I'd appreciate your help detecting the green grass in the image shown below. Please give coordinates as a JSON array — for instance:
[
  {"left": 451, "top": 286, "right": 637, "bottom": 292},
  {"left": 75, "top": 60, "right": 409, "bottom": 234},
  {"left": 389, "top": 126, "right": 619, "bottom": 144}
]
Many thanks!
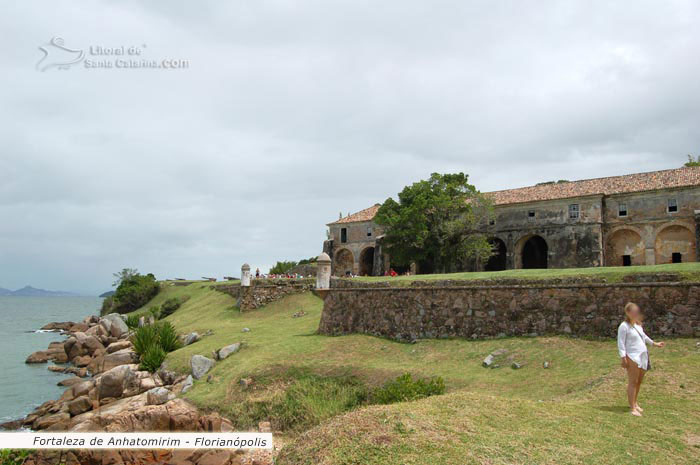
[
  {"left": 128, "top": 281, "right": 700, "bottom": 464},
  {"left": 354, "top": 262, "right": 700, "bottom": 284}
]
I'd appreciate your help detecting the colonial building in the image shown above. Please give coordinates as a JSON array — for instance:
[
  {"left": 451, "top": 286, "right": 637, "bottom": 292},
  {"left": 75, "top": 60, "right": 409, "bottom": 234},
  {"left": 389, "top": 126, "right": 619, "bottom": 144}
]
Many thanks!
[{"left": 324, "top": 166, "right": 700, "bottom": 276}]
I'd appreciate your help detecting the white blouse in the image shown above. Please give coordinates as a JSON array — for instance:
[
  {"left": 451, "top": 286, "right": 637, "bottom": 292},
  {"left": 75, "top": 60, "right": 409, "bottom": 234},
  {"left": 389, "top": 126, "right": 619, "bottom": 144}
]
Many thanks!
[{"left": 617, "top": 321, "right": 654, "bottom": 370}]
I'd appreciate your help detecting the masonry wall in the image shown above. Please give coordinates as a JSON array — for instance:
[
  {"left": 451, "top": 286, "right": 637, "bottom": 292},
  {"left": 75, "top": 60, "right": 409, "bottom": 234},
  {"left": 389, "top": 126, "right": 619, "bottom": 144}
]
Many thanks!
[
  {"left": 214, "top": 279, "right": 314, "bottom": 311},
  {"left": 318, "top": 278, "right": 699, "bottom": 341}
]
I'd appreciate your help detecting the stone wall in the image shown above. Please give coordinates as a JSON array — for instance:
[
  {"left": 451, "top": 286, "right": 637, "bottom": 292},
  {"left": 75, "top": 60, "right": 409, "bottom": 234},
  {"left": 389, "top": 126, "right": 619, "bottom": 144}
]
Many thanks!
[
  {"left": 318, "top": 278, "right": 699, "bottom": 341},
  {"left": 214, "top": 279, "right": 314, "bottom": 311}
]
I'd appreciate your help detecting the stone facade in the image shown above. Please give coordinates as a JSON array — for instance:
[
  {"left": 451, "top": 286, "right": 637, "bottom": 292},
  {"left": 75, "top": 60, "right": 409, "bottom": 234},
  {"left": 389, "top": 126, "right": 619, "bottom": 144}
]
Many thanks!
[
  {"left": 324, "top": 167, "right": 700, "bottom": 273},
  {"left": 213, "top": 279, "right": 314, "bottom": 311},
  {"left": 324, "top": 205, "right": 389, "bottom": 277},
  {"left": 318, "top": 277, "right": 700, "bottom": 341}
]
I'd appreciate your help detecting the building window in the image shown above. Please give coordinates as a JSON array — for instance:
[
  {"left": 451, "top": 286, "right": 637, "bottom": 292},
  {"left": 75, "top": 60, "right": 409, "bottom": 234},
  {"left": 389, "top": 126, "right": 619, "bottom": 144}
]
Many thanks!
[
  {"left": 366, "top": 227, "right": 372, "bottom": 237},
  {"left": 340, "top": 228, "right": 347, "bottom": 243},
  {"left": 568, "top": 204, "right": 579, "bottom": 219},
  {"left": 618, "top": 203, "right": 627, "bottom": 217},
  {"left": 668, "top": 198, "right": 678, "bottom": 213},
  {"left": 672, "top": 252, "right": 682, "bottom": 263},
  {"left": 528, "top": 210, "right": 535, "bottom": 220},
  {"left": 622, "top": 255, "right": 631, "bottom": 266}
]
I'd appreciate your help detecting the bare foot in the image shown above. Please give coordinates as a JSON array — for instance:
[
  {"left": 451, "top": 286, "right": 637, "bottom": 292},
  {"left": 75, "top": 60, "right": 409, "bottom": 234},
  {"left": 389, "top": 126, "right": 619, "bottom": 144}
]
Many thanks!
[
  {"left": 631, "top": 409, "right": 642, "bottom": 417},
  {"left": 635, "top": 404, "right": 644, "bottom": 412}
]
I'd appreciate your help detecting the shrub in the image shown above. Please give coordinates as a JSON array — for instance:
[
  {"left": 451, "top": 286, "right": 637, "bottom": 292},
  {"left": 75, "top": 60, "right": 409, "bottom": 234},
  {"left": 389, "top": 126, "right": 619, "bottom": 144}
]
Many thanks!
[
  {"left": 228, "top": 369, "right": 368, "bottom": 432},
  {"left": 125, "top": 314, "right": 141, "bottom": 330},
  {"left": 157, "top": 322, "right": 182, "bottom": 353},
  {"left": 160, "top": 296, "right": 188, "bottom": 318},
  {"left": 108, "top": 273, "right": 160, "bottom": 315},
  {"left": 372, "top": 373, "right": 445, "bottom": 404},
  {"left": 140, "top": 344, "right": 167, "bottom": 372},
  {"left": 100, "top": 295, "right": 115, "bottom": 316},
  {"left": 148, "top": 305, "right": 161, "bottom": 320},
  {"left": 131, "top": 325, "right": 159, "bottom": 356}
]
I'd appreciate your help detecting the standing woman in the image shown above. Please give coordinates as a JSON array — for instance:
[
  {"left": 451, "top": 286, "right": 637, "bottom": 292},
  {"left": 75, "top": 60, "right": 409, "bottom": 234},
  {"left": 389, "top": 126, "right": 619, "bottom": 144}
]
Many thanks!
[{"left": 617, "top": 302, "right": 665, "bottom": 416}]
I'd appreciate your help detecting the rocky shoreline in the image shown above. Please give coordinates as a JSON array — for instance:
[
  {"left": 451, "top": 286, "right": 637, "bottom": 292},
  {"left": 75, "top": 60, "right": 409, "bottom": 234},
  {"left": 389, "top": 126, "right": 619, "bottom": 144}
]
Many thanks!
[{"left": 2, "top": 314, "right": 274, "bottom": 465}]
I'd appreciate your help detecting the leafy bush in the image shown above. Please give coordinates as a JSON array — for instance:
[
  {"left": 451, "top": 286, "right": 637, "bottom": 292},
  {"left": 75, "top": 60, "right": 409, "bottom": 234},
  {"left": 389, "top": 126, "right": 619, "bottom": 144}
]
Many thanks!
[
  {"left": 131, "top": 325, "right": 159, "bottom": 356},
  {"left": 0, "top": 449, "right": 33, "bottom": 465},
  {"left": 100, "top": 295, "right": 115, "bottom": 315},
  {"left": 148, "top": 305, "right": 161, "bottom": 320},
  {"left": 105, "top": 272, "right": 160, "bottom": 315},
  {"left": 140, "top": 344, "right": 167, "bottom": 372},
  {"left": 372, "top": 373, "right": 445, "bottom": 404},
  {"left": 160, "top": 296, "right": 189, "bottom": 318},
  {"left": 157, "top": 322, "right": 182, "bottom": 352},
  {"left": 125, "top": 314, "right": 141, "bottom": 330}
]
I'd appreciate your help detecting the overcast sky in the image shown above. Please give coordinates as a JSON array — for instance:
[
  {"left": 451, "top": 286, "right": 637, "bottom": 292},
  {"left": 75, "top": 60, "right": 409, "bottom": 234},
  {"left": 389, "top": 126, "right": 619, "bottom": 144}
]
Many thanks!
[{"left": 1, "top": 1, "right": 700, "bottom": 294}]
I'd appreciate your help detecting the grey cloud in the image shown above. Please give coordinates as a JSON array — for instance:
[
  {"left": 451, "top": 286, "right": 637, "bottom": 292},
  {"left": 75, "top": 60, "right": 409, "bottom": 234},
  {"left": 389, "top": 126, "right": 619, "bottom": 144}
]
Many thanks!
[{"left": 1, "top": 1, "right": 700, "bottom": 294}]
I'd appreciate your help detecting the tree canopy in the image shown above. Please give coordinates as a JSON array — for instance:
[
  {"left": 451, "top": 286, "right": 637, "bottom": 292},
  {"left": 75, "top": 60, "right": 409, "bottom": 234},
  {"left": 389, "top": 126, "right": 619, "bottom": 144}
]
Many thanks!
[{"left": 374, "top": 173, "right": 493, "bottom": 273}]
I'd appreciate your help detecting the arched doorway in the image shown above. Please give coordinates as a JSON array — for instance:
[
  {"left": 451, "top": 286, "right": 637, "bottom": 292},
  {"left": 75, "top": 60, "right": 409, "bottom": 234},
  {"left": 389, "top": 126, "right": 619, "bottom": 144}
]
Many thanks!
[
  {"left": 334, "top": 248, "right": 354, "bottom": 277},
  {"left": 359, "top": 247, "right": 375, "bottom": 276},
  {"left": 655, "top": 225, "right": 696, "bottom": 264},
  {"left": 519, "top": 235, "right": 548, "bottom": 269},
  {"left": 606, "top": 228, "right": 645, "bottom": 266},
  {"left": 485, "top": 238, "right": 507, "bottom": 271}
]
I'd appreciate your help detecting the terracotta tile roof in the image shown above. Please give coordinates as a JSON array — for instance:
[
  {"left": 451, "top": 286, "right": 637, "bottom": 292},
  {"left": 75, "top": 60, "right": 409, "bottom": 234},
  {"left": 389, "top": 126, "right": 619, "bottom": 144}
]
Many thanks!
[
  {"left": 329, "top": 167, "right": 700, "bottom": 223},
  {"left": 328, "top": 204, "right": 381, "bottom": 225},
  {"left": 487, "top": 166, "right": 700, "bottom": 205}
]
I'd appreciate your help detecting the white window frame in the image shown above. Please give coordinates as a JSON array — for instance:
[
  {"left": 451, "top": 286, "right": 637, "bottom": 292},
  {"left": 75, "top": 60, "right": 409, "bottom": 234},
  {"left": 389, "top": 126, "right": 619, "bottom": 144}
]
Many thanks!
[{"left": 568, "top": 204, "right": 580, "bottom": 219}]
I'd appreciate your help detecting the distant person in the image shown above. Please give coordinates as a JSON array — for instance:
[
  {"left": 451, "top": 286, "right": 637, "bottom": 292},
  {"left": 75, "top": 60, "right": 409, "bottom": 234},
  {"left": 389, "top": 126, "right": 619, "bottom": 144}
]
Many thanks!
[
  {"left": 255, "top": 268, "right": 260, "bottom": 278},
  {"left": 617, "top": 302, "right": 665, "bottom": 416},
  {"left": 389, "top": 268, "right": 398, "bottom": 277}
]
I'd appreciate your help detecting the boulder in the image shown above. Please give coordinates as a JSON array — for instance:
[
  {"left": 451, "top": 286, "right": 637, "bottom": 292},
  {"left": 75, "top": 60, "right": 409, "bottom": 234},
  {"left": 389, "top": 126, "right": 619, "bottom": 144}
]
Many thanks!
[
  {"left": 183, "top": 332, "right": 200, "bottom": 346},
  {"left": 216, "top": 342, "right": 241, "bottom": 360},
  {"left": 106, "top": 340, "right": 132, "bottom": 354},
  {"left": 190, "top": 355, "right": 215, "bottom": 380},
  {"left": 89, "top": 349, "right": 139, "bottom": 374},
  {"left": 146, "top": 387, "right": 174, "bottom": 405},
  {"left": 86, "top": 324, "right": 107, "bottom": 338},
  {"left": 57, "top": 377, "right": 83, "bottom": 387},
  {"left": 138, "top": 316, "right": 146, "bottom": 327},
  {"left": 81, "top": 336, "right": 104, "bottom": 355},
  {"left": 67, "top": 396, "right": 92, "bottom": 416},
  {"left": 181, "top": 375, "right": 193, "bottom": 393},
  {"left": 33, "top": 412, "right": 70, "bottom": 430},
  {"left": 72, "top": 380, "right": 95, "bottom": 398},
  {"left": 69, "top": 323, "right": 89, "bottom": 333},
  {"left": 40, "top": 322, "right": 73, "bottom": 331},
  {"left": 101, "top": 314, "right": 128, "bottom": 339},
  {"left": 242, "top": 327, "right": 251, "bottom": 333},
  {"left": 98, "top": 365, "right": 135, "bottom": 400},
  {"left": 26, "top": 351, "right": 50, "bottom": 363},
  {"left": 48, "top": 365, "right": 66, "bottom": 373},
  {"left": 73, "top": 355, "right": 92, "bottom": 367},
  {"left": 482, "top": 354, "right": 495, "bottom": 368}
]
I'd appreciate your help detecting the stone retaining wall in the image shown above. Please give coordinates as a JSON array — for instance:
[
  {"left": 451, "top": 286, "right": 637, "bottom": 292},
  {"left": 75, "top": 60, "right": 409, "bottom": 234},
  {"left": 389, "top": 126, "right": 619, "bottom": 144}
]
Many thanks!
[
  {"left": 318, "top": 281, "right": 700, "bottom": 341},
  {"left": 214, "top": 279, "right": 314, "bottom": 311}
]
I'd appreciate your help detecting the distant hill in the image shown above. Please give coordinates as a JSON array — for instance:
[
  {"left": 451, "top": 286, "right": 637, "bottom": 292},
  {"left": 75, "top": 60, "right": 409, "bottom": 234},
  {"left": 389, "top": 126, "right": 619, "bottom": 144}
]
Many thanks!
[
  {"left": 0, "top": 285, "right": 79, "bottom": 297},
  {"left": 99, "top": 290, "right": 115, "bottom": 298}
]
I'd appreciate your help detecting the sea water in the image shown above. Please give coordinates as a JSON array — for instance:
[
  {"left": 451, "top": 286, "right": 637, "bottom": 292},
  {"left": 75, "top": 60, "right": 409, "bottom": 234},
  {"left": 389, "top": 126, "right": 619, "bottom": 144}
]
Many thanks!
[{"left": 0, "top": 296, "right": 102, "bottom": 423}]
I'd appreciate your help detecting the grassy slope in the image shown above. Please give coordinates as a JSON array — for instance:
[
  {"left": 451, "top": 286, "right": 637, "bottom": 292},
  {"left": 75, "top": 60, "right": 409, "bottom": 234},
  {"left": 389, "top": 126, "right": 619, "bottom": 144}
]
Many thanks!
[
  {"left": 131, "top": 278, "right": 700, "bottom": 464},
  {"left": 355, "top": 262, "right": 700, "bottom": 284}
]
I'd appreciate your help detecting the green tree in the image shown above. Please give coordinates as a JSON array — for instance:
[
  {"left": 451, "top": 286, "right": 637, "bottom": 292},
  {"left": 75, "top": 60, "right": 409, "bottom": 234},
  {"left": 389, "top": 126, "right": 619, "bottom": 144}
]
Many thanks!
[
  {"left": 112, "top": 267, "right": 139, "bottom": 287},
  {"left": 684, "top": 154, "right": 700, "bottom": 167},
  {"left": 269, "top": 260, "right": 298, "bottom": 274},
  {"left": 102, "top": 271, "right": 160, "bottom": 315},
  {"left": 375, "top": 173, "right": 493, "bottom": 273}
]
